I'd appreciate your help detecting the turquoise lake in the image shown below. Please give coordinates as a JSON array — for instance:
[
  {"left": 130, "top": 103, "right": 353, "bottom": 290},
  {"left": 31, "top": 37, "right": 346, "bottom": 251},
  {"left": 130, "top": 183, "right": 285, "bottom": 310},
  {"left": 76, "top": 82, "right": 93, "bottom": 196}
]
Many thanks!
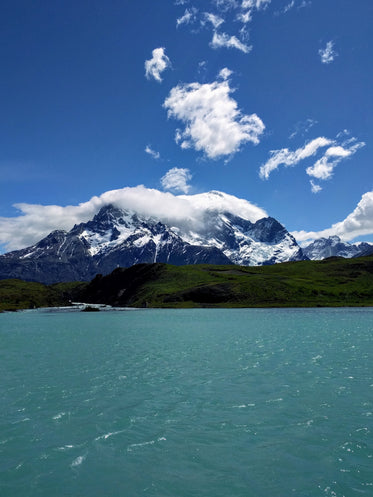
[{"left": 1, "top": 308, "right": 372, "bottom": 497}]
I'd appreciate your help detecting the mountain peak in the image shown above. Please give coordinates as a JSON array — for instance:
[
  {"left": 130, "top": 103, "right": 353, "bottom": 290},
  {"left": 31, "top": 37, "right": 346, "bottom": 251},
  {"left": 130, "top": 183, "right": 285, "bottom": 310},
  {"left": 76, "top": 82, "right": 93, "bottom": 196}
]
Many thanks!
[
  {"left": 92, "top": 204, "right": 126, "bottom": 222},
  {"left": 0, "top": 199, "right": 306, "bottom": 283}
]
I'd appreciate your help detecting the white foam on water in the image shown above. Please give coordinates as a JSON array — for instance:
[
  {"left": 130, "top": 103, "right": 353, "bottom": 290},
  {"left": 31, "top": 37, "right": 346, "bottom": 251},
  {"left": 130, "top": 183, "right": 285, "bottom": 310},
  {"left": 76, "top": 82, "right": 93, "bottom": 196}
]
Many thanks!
[
  {"left": 127, "top": 440, "right": 155, "bottom": 452},
  {"left": 53, "top": 412, "right": 66, "bottom": 420},
  {"left": 71, "top": 454, "right": 86, "bottom": 467},
  {"left": 232, "top": 403, "right": 255, "bottom": 409},
  {"left": 94, "top": 430, "right": 125, "bottom": 441},
  {"left": 56, "top": 445, "right": 75, "bottom": 451},
  {"left": 356, "top": 427, "right": 369, "bottom": 433},
  {"left": 11, "top": 417, "right": 31, "bottom": 425},
  {"left": 312, "top": 355, "right": 322, "bottom": 360}
]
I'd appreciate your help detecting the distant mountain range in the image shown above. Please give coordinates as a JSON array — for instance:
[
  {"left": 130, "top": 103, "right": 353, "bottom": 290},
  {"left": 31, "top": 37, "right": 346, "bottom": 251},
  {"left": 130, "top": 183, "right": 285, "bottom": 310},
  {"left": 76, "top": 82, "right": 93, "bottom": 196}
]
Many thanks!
[
  {"left": 302, "top": 235, "right": 373, "bottom": 261},
  {"left": 0, "top": 191, "right": 371, "bottom": 284}
]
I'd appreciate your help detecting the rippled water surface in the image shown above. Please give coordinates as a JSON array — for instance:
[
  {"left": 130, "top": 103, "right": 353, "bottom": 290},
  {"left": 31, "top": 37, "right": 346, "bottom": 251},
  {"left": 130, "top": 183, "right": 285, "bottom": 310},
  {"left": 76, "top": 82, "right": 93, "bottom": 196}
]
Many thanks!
[{"left": 1, "top": 308, "right": 372, "bottom": 497}]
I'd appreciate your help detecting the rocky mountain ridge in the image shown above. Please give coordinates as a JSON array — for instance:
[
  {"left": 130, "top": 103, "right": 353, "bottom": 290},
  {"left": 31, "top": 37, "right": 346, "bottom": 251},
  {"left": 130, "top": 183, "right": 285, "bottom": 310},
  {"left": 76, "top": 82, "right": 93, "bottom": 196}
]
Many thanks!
[{"left": 0, "top": 200, "right": 306, "bottom": 284}]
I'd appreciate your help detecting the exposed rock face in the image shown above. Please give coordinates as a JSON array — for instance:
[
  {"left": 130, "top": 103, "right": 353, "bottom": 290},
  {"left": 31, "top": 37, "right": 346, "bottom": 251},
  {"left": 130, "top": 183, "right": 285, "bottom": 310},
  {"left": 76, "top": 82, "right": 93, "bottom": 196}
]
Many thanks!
[
  {"left": 0, "top": 202, "right": 307, "bottom": 283},
  {"left": 303, "top": 236, "right": 373, "bottom": 260}
]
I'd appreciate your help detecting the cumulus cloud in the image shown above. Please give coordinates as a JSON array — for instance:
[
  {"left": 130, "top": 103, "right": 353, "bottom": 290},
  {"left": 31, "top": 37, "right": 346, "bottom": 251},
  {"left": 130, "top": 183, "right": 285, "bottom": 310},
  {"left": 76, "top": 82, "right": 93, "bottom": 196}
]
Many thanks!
[
  {"left": 307, "top": 141, "right": 365, "bottom": 180},
  {"left": 163, "top": 74, "right": 265, "bottom": 159},
  {"left": 210, "top": 31, "right": 252, "bottom": 53},
  {"left": 161, "top": 167, "right": 192, "bottom": 193},
  {"left": 145, "top": 47, "right": 171, "bottom": 82},
  {"left": 0, "top": 186, "right": 267, "bottom": 251},
  {"left": 306, "top": 145, "right": 353, "bottom": 180},
  {"left": 293, "top": 191, "right": 373, "bottom": 243},
  {"left": 145, "top": 145, "right": 160, "bottom": 160},
  {"left": 260, "top": 136, "right": 365, "bottom": 184},
  {"left": 319, "top": 41, "right": 337, "bottom": 64}
]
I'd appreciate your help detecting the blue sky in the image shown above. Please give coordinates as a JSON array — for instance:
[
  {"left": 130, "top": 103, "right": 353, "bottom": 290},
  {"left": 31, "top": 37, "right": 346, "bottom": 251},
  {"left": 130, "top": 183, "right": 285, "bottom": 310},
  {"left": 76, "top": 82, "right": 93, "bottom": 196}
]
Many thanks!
[{"left": 0, "top": 0, "right": 372, "bottom": 252}]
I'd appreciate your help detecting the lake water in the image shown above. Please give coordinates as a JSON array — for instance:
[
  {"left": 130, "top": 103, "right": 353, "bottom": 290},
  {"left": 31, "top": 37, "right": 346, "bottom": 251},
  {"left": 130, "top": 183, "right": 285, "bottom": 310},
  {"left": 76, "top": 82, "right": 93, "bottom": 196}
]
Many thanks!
[{"left": 0, "top": 308, "right": 372, "bottom": 497}]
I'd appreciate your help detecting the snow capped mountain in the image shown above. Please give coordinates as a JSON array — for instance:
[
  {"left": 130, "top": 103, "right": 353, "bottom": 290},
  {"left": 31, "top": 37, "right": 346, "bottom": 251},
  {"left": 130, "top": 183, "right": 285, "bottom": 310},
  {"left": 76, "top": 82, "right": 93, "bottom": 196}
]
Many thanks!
[
  {"left": 179, "top": 210, "right": 303, "bottom": 266},
  {"left": 0, "top": 192, "right": 307, "bottom": 283},
  {"left": 303, "top": 236, "right": 373, "bottom": 260}
]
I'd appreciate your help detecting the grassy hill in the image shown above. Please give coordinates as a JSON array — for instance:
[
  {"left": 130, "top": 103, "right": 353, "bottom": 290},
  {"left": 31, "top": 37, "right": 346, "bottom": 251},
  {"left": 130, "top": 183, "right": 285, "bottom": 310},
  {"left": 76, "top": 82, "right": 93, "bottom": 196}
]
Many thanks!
[
  {"left": 0, "top": 280, "right": 85, "bottom": 312},
  {"left": 79, "top": 256, "right": 373, "bottom": 308},
  {"left": 1, "top": 256, "right": 373, "bottom": 311}
]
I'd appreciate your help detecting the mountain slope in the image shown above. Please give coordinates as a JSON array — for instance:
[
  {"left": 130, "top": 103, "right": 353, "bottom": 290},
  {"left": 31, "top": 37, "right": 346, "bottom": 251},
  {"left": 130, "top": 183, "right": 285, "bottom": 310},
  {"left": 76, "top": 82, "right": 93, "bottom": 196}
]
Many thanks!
[
  {"left": 78, "top": 256, "right": 373, "bottom": 308},
  {"left": 3, "top": 256, "right": 373, "bottom": 311},
  {"left": 0, "top": 195, "right": 307, "bottom": 284}
]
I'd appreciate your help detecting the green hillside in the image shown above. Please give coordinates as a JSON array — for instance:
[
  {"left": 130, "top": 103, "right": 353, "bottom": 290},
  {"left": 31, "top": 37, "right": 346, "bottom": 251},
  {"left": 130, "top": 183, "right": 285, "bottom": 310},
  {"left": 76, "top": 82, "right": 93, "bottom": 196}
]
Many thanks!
[
  {"left": 1, "top": 256, "right": 373, "bottom": 311},
  {"left": 0, "top": 280, "right": 85, "bottom": 312},
  {"left": 80, "top": 256, "right": 373, "bottom": 308}
]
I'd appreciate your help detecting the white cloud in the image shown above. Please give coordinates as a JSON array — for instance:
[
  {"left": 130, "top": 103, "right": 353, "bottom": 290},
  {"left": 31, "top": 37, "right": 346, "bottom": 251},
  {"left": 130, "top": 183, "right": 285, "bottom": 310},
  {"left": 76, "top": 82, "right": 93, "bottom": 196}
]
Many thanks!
[
  {"left": 237, "top": 10, "right": 252, "bottom": 23},
  {"left": 241, "top": 0, "right": 271, "bottom": 9},
  {"left": 283, "top": 0, "right": 295, "bottom": 12},
  {"left": 289, "top": 118, "right": 318, "bottom": 139},
  {"left": 242, "top": 0, "right": 271, "bottom": 6},
  {"left": 306, "top": 142, "right": 365, "bottom": 180},
  {"left": 310, "top": 180, "right": 322, "bottom": 194},
  {"left": 218, "top": 67, "right": 233, "bottom": 80},
  {"left": 293, "top": 191, "right": 373, "bottom": 243},
  {"left": 319, "top": 41, "right": 337, "bottom": 64},
  {"left": 145, "top": 145, "right": 160, "bottom": 160},
  {"left": 145, "top": 47, "right": 171, "bottom": 82},
  {"left": 210, "top": 31, "right": 252, "bottom": 53},
  {"left": 0, "top": 186, "right": 267, "bottom": 251},
  {"left": 214, "top": 0, "right": 238, "bottom": 12},
  {"left": 163, "top": 75, "right": 265, "bottom": 159},
  {"left": 260, "top": 136, "right": 365, "bottom": 183},
  {"left": 176, "top": 8, "right": 198, "bottom": 27},
  {"left": 161, "top": 167, "right": 192, "bottom": 193},
  {"left": 259, "top": 137, "right": 333, "bottom": 179},
  {"left": 239, "top": 0, "right": 271, "bottom": 22},
  {"left": 204, "top": 12, "right": 225, "bottom": 28},
  {"left": 278, "top": 0, "right": 310, "bottom": 14}
]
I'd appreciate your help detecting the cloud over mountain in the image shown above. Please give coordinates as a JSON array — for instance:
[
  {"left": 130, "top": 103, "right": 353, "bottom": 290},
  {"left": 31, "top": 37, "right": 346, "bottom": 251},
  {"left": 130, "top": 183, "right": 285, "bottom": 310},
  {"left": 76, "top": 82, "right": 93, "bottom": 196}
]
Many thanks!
[{"left": 0, "top": 187, "right": 267, "bottom": 252}]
